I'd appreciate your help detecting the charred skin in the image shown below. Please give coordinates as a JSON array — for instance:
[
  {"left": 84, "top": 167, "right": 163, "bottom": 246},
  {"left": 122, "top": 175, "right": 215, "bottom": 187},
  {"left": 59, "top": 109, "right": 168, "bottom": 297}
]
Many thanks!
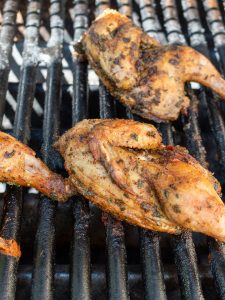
[{"left": 82, "top": 9, "right": 225, "bottom": 122}]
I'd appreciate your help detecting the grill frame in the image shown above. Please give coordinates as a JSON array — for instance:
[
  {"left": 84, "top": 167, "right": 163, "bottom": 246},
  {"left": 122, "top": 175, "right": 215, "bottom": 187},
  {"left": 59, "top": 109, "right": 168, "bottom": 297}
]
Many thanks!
[{"left": 0, "top": 0, "right": 225, "bottom": 299}]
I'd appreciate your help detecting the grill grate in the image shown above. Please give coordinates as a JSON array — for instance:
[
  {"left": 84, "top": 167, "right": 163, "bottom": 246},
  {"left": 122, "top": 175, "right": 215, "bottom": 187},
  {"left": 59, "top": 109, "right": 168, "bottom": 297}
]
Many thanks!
[
  {"left": 96, "top": 2, "right": 129, "bottom": 299},
  {"left": 71, "top": 1, "right": 90, "bottom": 299},
  {"left": 0, "top": 0, "right": 225, "bottom": 299},
  {"left": 31, "top": 1, "right": 64, "bottom": 299}
]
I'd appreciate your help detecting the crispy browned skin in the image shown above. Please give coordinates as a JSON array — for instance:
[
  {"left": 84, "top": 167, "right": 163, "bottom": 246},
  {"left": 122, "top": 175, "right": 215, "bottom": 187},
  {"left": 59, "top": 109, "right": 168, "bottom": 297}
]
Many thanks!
[
  {"left": 0, "top": 131, "right": 75, "bottom": 201},
  {"left": 82, "top": 9, "right": 225, "bottom": 121}
]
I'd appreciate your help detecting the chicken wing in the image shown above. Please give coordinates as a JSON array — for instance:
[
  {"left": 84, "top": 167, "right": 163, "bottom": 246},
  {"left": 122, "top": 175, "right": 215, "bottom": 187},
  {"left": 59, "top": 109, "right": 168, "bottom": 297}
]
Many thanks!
[
  {"left": 81, "top": 9, "right": 225, "bottom": 121},
  {"left": 0, "top": 131, "right": 75, "bottom": 201}
]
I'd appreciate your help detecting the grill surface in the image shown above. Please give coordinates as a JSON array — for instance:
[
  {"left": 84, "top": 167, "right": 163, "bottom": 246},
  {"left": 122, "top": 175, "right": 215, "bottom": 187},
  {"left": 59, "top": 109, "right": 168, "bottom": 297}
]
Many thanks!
[{"left": 0, "top": 0, "right": 225, "bottom": 299}]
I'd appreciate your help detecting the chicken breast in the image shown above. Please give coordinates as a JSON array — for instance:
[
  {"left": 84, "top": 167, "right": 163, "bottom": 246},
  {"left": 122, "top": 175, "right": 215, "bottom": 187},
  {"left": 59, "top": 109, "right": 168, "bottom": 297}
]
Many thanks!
[{"left": 81, "top": 9, "right": 225, "bottom": 121}]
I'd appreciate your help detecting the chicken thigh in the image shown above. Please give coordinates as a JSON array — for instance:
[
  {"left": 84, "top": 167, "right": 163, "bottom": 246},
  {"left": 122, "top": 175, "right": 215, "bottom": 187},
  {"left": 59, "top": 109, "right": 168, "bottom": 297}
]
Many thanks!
[{"left": 81, "top": 9, "right": 225, "bottom": 121}]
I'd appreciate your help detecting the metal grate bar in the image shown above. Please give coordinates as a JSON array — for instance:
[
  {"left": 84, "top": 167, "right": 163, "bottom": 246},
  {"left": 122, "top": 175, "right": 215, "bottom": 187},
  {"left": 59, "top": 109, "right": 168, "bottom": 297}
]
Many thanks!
[
  {"left": 95, "top": 1, "right": 129, "bottom": 299},
  {"left": 0, "top": 0, "right": 18, "bottom": 126},
  {"left": 181, "top": 0, "right": 207, "bottom": 47},
  {"left": 0, "top": 186, "right": 23, "bottom": 300},
  {"left": 180, "top": 1, "right": 225, "bottom": 298},
  {"left": 186, "top": 2, "right": 225, "bottom": 175},
  {"left": 70, "top": 1, "right": 91, "bottom": 299},
  {"left": 0, "top": 1, "right": 41, "bottom": 298},
  {"left": 180, "top": 89, "right": 207, "bottom": 166},
  {"left": 138, "top": 1, "right": 167, "bottom": 299},
  {"left": 160, "top": 0, "right": 186, "bottom": 44},
  {"left": 117, "top": 0, "right": 133, "bottom": 19},
  {"left": 31, "top": 1, "right": 65, "bottom": 299},
  {"left": 95, "top": 0, "right": 110, "bottom": 19},
  {"left": 202, "top": 0, "right": 225, "bottom": 48},
  {"left": 105, "top": 215, "right": 129, "bottom": 300},
  {"left": 202, "top": 0, "right": 225, "bottom": 81},
  {"left": 219, "top": 0, "right": 225, "bottom": 25},
  {"left": 157, "top": 1, "right": 205, "bottom": 299},
  {"left": 208, "top": 238, "right": 225, "bottom": 299},
  {"left": 140, "top": 230, "right": 167, "bottom": 299},
  {"left": 99, "top": 84, "right": 116, "bottom": 119},
  {"left": 139, "top": 0, "right": 167, "bottom": 44}
]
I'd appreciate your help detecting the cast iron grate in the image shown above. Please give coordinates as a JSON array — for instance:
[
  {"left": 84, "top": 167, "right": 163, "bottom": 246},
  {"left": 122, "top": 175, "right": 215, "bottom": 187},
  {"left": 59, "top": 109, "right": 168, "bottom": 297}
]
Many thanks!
[{"left": 0, "top": 0, "right": 225, "bottom": 299}]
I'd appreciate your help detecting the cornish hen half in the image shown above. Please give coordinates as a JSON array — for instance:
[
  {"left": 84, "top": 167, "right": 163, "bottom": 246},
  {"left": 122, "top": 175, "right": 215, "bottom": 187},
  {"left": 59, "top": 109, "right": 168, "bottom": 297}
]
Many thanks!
[
  {"left": 81, "top": 9, "right": 225, "bottom": 121},
  {"left": 0, "top": 120, "right": 225, "bottom": 245},
  {"left": 55, "top": 119, "right": 181, "bottom": 234},
  {"left": 55, "top": 119, "right": 225, "bottom": 241}
]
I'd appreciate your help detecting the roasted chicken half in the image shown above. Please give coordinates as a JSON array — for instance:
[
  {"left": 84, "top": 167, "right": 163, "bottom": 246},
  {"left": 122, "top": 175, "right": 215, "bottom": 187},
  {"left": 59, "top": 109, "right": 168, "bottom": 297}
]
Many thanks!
[
  {"left": 0, "top": 120, "right": 225, "bottom": 248},
  {"left": 81, "top": 9, "right": 225, "bottom": 121}
]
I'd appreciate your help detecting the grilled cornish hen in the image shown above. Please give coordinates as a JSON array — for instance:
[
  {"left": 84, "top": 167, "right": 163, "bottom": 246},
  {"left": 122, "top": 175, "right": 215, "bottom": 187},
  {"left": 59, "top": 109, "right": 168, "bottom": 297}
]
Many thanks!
[
  {"left": 55, "top": 119, "right": 225, "bottom": 241},
  {"left": 0, "top": 131, "right": 74, "bottom": 201},
  {"left": 0, "top": 120, "right": 225, "bottom": 244},
  {"left": 55, "top": 119, "right": 181, "bottom": 234},
  {"left": 81, "top": 9, "right": 225, "bottom": 121}
]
